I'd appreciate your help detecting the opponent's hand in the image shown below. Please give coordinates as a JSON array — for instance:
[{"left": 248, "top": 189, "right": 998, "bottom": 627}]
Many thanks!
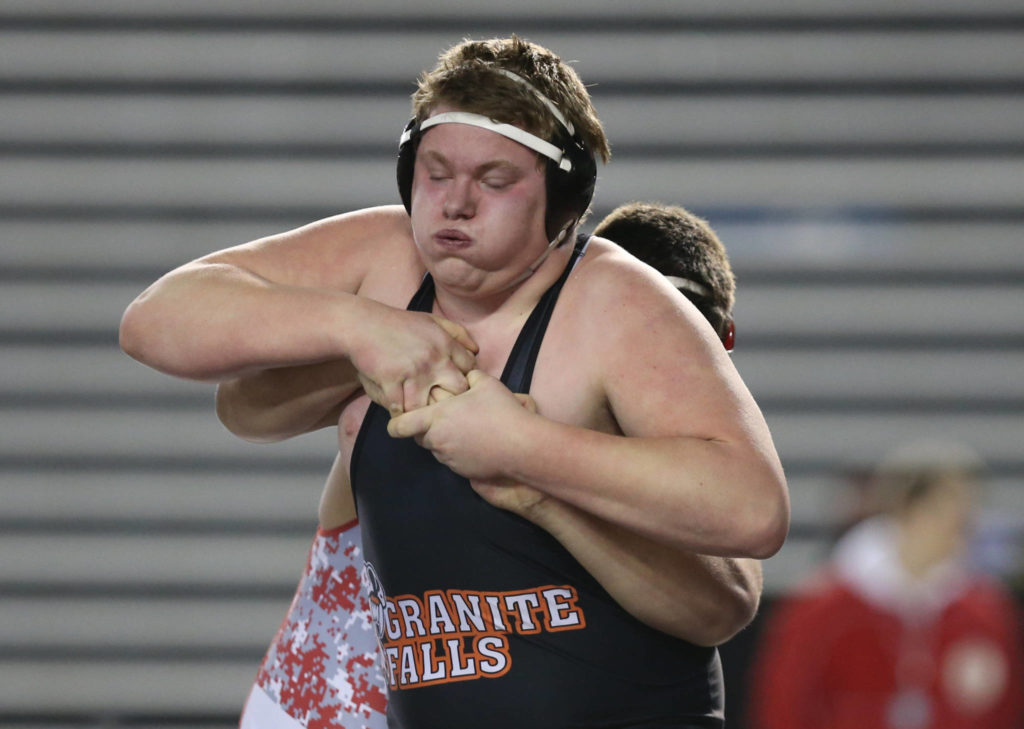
[
  {"left": 470, "top": 478, "right": 550, "bottom": 522},
  {"left": 350, "top": 302, "right": 478, "bottom": 416},
  {"left": 387, "top": 369, "right": 534, "bottom": 482}
]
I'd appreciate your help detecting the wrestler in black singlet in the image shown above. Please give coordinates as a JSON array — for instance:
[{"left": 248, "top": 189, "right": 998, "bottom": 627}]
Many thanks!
[{"left": 352, "top": 238, "right": 724, "bottom": 729}]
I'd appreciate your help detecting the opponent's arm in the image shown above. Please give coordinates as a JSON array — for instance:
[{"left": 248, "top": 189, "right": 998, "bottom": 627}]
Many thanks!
[
  {"left": 215, "top": 359, "right": 361, "bottom": 443},
  {"left": 537, "top": 503, "right": 762, "bottom": 645},
  {"left": 214, "top": 324, "right": 478, "bottom": 443},
  {"left": 482, "top": 480, "right": 762, "bottom": 645},
  {"left": 452, "top": 391, "right": 761, "bottom": 645}
]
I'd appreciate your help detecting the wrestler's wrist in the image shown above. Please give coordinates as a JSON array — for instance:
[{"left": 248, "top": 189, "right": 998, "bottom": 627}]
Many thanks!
[
  {"left": 497, "top": 405, "right": 549, "bottom": 481},
  {"left": 333, "top": 294, "right": 386, "bottom": 363}
]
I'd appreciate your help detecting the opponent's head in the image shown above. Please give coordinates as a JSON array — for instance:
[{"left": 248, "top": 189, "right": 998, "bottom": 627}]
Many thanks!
[
  {"left": 594, "top": 202, "right": 736, "bottom": 350},
  {"left": 397, "top": 36, "right": 610, "bottom": 244}
]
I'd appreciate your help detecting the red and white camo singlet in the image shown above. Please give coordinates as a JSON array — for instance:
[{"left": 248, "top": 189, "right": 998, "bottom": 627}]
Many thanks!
[{"left": 240, "top": 521, "right": 388, "bottom": 729}]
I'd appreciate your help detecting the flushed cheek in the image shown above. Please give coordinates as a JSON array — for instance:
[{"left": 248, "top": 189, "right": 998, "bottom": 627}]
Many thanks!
[
  {"left": 410, "top": 183, "right": 447, "bottom": 222},
  {"left": 486, "top": 192, "right": 545, "bottom": 236}
]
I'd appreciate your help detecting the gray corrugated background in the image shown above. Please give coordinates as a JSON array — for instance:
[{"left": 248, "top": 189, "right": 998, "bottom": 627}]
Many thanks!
[{"left": 1, "top": 1, "right": 1022, "bottom": 725}]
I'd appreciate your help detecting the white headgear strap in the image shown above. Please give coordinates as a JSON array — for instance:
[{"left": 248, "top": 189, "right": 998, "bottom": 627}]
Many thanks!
[
  {"left": 399, "top": 69, "right": 576, "bottom": 173},
  {"left": 404, "top": 112, "right": 573, "bottom": 173},
  {"left": 664, "top": 275, "right": 712, "bottom": 299}
]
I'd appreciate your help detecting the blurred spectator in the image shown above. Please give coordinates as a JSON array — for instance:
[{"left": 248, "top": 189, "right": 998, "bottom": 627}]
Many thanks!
[{"left": 748, "top": 440, "right": 1023, "bottom": 729}]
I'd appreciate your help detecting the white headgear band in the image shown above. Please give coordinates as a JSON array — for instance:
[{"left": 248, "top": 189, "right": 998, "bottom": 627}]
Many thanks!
[
  {"left": 398, "top": 69, "right": 577, "bottom": 173},
  {"left": 664, "top": 275, "right": 712, "bottom": 299}
]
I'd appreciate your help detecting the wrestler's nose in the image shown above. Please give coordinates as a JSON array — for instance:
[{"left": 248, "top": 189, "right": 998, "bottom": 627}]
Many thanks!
[{"left": 443, "top": 178, "right": 476, "bottom": 219}]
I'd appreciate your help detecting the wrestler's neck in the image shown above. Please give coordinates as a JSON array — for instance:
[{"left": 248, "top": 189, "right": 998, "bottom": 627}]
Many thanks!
[{"left": 432, "top": 241, "right": 572, "bottom": 327}]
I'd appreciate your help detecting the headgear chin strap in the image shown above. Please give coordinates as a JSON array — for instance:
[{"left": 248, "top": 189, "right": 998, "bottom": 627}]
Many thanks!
[{"left": 503, "top": 224, "right": 572, "bottom": 289}]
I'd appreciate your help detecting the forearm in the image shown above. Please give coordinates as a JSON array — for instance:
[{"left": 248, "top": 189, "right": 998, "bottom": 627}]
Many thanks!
[
  {"left": 528, "top": 498, "right": 762, "bottom": 645},
  {"left": 507, "top": 420, "right": 788, "bottom": 558},
  {"left": 119, "top": 261, "right": 367, "bottom": 381},
  {"left": 216, "top": 359, "right": 362, "bottom": 443},
  {"left": 388, "top": 372, "right": 789, "bottom": 558}
]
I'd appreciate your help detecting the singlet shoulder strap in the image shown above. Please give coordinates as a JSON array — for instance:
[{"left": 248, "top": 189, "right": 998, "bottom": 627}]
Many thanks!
[
  {"left": 405, "top": 272, "right": 436, "bottom": 313},
  {"left": 500, "top": 235, "right": 589, "bottom": 393}
]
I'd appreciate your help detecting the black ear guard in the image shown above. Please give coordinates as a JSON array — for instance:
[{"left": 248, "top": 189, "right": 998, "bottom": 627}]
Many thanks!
[
  {"left": 396, "top": 117, "right": 420, "bottom": 214},
  {"left": 396, "top": 114, "right": 596, "bottom": 243},
  {"left": 543, "top": 127, "right": 597, "bottom": 242}
]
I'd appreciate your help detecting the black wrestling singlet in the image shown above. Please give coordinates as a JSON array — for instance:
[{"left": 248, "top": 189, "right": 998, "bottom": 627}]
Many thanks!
[{"left": 352, "top": 239, "right": 724, "bottom": 729}]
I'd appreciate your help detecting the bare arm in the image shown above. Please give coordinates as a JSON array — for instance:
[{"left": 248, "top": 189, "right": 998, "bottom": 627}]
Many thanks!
[
  {"left": 388, "top": 258, "right": 789, "bottom": 559},
  {"left": 538, "top": 503, "right": 763, "bottom": 645},
  {"left": 215, "top": 359, "right": 362, "bottom": 443},
  {"left": 120, "top": 206, "right": 477, "bottom": 415},
  {"left": 435, "top": 389, "right": 763, "bottom": 645},
  {"left": 120, "top": 213, "right": 378, "bottom": 381},
  {"left": 222, "top": 374, "right": 761, "bottom": 643},
  {"left": 504, "top": 418, "right": 786, "bottom": 558},
  {"left": 526, "top": 276, "right": 788, "bottom": 558},
  {"left": 390, "top": 365, "right": 787, "bottom": 559},
  {"left": 482, "top": 483, "right": 762, "bottom": 645}
]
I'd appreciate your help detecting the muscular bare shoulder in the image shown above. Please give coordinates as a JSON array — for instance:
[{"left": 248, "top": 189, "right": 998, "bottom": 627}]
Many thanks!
[
  {"left": 554, "top": 235, "right": 747, "bottom": 440},
  {"left": 201, "top": 205, "right": 419, "bottom": 298},
  {"left": 565, "top": 235, "right": 714, "bottom": 352}
]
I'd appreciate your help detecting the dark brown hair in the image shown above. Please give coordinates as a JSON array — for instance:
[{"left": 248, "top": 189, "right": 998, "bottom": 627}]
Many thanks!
[{"left": 594, "top": 202, "right": 735, "bottom": 333}]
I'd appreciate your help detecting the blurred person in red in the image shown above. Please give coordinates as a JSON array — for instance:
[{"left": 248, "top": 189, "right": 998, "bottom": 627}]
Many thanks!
[{"left": 748, "top": 440, "right": 1023, "bottom": 729}]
